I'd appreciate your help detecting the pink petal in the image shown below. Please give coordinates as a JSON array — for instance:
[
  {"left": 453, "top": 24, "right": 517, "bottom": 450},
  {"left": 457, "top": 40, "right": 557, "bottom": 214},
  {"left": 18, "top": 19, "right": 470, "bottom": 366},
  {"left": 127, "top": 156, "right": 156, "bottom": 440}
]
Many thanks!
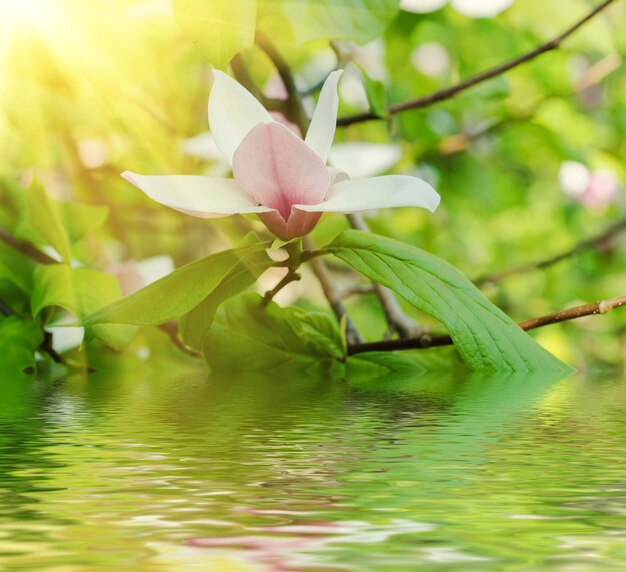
[
  {"left": 232, "top": 122, "right": 331, "bottom": 223},
  {"left": 259, "top": 209, "right": 322, "bottom": 241}
]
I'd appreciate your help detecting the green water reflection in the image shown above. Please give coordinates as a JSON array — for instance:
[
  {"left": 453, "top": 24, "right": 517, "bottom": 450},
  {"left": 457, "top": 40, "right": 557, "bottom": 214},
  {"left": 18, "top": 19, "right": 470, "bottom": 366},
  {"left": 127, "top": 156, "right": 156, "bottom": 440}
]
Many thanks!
[{"left": 1, "top": 363, "right": 625, "bottom": 570}]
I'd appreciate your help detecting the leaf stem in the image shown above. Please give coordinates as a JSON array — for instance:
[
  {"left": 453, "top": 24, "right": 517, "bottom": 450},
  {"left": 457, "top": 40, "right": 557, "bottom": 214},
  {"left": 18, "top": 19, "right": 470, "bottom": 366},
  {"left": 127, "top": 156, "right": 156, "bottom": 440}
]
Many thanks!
[{"left": 262, "top": 270, "right": 301, "bottom": 306}]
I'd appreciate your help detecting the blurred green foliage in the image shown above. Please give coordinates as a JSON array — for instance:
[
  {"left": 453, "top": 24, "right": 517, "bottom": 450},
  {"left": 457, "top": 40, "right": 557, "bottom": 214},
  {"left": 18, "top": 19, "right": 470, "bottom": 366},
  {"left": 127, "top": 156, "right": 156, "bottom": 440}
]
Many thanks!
[{"left": 0, "top": 0, "right": 624, "bottom": 375}]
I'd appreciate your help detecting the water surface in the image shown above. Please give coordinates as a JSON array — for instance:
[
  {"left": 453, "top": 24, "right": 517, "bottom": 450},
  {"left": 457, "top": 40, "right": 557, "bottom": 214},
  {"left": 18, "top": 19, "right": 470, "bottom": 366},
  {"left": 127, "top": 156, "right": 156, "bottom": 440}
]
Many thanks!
[{"left": 1, "top": 363, "right": 625, "bottom": 570}]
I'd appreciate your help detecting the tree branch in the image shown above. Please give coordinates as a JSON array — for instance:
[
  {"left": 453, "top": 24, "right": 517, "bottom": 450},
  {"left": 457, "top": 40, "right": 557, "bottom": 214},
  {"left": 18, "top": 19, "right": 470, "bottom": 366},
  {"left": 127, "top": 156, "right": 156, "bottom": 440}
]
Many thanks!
[
  {"left": 303, "top": 237, "right": 364, "bottom": 344},
  {"left": 231, "top": 54, "right": 287, "bottom": 115},
  {"left": 255, "top": 31, "right": 309, "bottom": 134},
  {"left": 337, "top": 0, "right": 619, "bottom": 126},
  {"left": 475, "top": 217, "right": 626, "bottom": 287},
  {"left": 0, "top": 227, "right": 58, "bottom": 265},
  {"left": 347, "top": 294, "right": 626, "bottom": 355}
]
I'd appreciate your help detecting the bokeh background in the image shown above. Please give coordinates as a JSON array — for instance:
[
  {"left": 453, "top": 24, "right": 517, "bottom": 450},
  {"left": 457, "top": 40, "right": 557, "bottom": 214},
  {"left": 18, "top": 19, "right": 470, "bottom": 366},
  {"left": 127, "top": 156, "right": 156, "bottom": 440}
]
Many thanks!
[{"left": 1, "top": 0, "right": 624, "bottom": 370}]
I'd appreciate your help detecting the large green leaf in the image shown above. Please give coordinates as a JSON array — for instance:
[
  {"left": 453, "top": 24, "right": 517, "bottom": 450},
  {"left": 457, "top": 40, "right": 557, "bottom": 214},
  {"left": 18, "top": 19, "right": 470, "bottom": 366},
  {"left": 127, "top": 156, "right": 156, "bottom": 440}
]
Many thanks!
[
  {"left": 179, "top": 249, "right": 274, "bottom": 350},
  {"left": 258, "top": 0, "right": 400, "bottom": 46},
  {"left": 0, "top": 316, "right": 44, "bottom": 374},
  {"left": 173, "top": 0, "right": 258, "bottom": 69},
  {"left": 31, "top": 265, "right": 135, "bottom": 350},
  {"left": 326, "top": 230, "right": 571, "bottom": 373},
  {"left": 83, "top": 244, "right": 270, "bottom": 327},
  {"left": 14, "top": 179, "right": 72, "bottom": 263},
  {"left": 204, "top": 293, "right": 345, "bottom": 375}
]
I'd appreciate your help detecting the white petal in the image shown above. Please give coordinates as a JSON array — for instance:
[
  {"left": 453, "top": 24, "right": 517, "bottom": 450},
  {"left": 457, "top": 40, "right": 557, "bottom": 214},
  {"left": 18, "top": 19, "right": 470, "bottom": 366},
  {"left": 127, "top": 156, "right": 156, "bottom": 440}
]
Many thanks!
[
  {"left": 122, "top": 171, "right": 274, "bottom": 218},
  {"left": 305, "top": 70, "right": 343, "bottom": 163},
  {"left": 136, "top": 256, "right": 175, "bottom": 286},
  {"left": 400, "top": 0, "right": 448, "bottom": 13},
  {"left": 330, "top": 142, "right": 402, "bottom": 179},
  {"left": 180, "top": 131, "right": 223, "bottom": 161},
  {"left": 48, "top": 325, "right": 85, "bottom": 353},
  {"left": 295, "top": 175, "right": 440, "bottom": 214},
  {"left": 208, "top": 71, "right": 274, "bottom": 166},
  {"left": 451, "top": 0, "right": 513, "bottom": 17}
]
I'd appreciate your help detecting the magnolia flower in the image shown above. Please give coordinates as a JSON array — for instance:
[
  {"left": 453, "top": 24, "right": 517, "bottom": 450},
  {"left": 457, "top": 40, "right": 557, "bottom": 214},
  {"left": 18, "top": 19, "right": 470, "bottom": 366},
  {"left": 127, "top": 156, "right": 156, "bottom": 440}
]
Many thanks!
[
  {"left": 183, "top": 132, "right": 403, "bottom": 181},
  {"left": 558, "top": 161, "right": 619, "bottom": 210},
  {"left": 123, "top": 70, "right": 440, "bottom": 241}
]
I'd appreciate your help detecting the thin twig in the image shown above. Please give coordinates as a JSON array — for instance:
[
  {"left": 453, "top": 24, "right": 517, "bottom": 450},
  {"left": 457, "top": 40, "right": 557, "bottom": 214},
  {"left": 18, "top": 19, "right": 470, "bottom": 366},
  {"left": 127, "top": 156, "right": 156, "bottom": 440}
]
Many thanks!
[
  {"left": 255, "top": 31, "right": 309, "bottom": 134},
  {"left": 347, "top": 294, "right": 626, "bottom": 355},
  {"left": 304, "top": 237, "right": 364, "bottom": 344},
  {"left": 337, "top": 0, "right": 619, "bottom": 126},
  {"left": 519, "top": 295, "right": 626, "bottom": 329},
  {"left": 0, "top": 227, "right": 58, "bottom": 265},
  {"left": 341, "top": 284, "right": 375, "bottom": 299},
  {"left": 41, "top": 331, "right": 67, "bottom": 365},
  {"left": 159, "top": 323, "right": 201, "bottom": 358},
  {"left": 263, "top": 270, "right": 301, "bottom": 305},
  {"left": 475, "top": 217, "right": 626, "bottom": 287},
  {"left": 231, "top": 54, "right": 286, "bottom": 114}
]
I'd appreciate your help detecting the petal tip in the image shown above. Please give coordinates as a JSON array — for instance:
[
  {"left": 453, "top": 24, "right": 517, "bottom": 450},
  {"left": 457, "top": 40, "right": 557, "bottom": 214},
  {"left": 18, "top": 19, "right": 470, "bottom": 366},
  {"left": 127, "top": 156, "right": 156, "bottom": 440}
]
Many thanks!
[
  {"left": 427, "top": 189, "right": 442, "bottom": 213},
  {"left": 121, "top": 171, "right": 137, "bottom": 184}
]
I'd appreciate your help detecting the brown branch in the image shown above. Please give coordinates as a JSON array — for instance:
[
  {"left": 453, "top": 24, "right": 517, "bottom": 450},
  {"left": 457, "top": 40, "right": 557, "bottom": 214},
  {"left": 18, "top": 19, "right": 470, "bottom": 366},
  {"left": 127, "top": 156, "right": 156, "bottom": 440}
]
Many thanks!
[
  {"left": 255, "top": 31, "right": 309, "bottom": 134},
  {"left": 337, "top": 0, "right": 619, "bottom": 126},
  {"left": 304, "top": 237, "right": 364, "bottom": 344},
  {"left": 0, "top": 227, "right": 58, "bottom": 265},
  {"left": 347, "top": 294, "right": 626, "bottom": 355},
  {"left": 230, "top": 54, "right": 287, "bottom": 115},
  {"left": 41, "top": 331, "right": 67, "bottom": 365},
  {"left": 475, "top": 217, "right": 626, "bottom": 287}
]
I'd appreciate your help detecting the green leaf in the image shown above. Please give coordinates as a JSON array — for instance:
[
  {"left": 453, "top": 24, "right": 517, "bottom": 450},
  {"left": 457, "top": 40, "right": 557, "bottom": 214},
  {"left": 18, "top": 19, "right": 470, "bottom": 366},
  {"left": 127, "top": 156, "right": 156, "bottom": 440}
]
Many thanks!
[
  {"left": 31, "top": 265, "right": 135, "bottom": 350},
  {"left": 14, "top": 179, "right": 72, "bottom": 263},
  {"left": 326, "top": 230, "right": 572, "bottom": 373},
  {"left": 258, "top": 0, "right": 400, "bottom": 46},
  {"left": 0, "top": 316, "right": 44, "bottom": 374},
  {"left": 204, "top": 293, "right": 345, "bottom": 375},
  {"left": 361, "top": 69, "right": 388, "bottom": 118},
  {"left": 173, "top": 0, "right": 258, "bottom": 69},
  {"left": 61, "top": 202, "right": 109, "bottom": 244},
  {"left": 83, "top": 244, "right": 271, "bottom": 326},
  {"left": 179, "top": 249, "right": 273, "bottom": 350}
]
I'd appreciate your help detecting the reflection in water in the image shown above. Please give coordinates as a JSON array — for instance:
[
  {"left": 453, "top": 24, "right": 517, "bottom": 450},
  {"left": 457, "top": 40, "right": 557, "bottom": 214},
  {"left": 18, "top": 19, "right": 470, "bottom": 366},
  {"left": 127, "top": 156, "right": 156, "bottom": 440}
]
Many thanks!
[{"left": 0, "top": 363, "right": 625, "bottom": 570}]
